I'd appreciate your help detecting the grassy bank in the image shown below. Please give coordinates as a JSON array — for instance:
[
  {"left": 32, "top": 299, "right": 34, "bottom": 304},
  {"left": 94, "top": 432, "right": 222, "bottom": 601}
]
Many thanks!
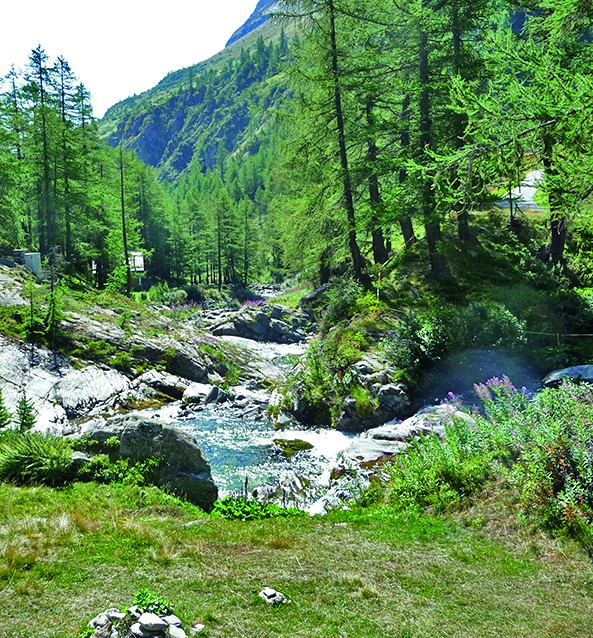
[{"left": 1, "top": 482, "right": 593, "bottom": 638}]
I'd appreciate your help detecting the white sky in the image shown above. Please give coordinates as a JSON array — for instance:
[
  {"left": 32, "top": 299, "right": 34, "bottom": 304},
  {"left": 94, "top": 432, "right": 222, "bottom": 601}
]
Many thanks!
[{"left": 0, "top": 1, "right": 259, "bottom": 117}]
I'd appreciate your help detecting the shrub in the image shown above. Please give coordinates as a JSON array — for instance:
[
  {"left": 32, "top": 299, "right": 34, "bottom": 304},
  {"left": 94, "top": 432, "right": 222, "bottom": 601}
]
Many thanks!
[
  {"left": 133, "top": 587, "right": 174, "bottom": 616},
  {"left": 211, "top": 496, "right": 304, "bottom": 521},
  {"left": 0, "top": 389, "right": 12, "bottom": 429},
  {"left": 76, "top": 455, "right": 161, "bottom": 486},
  {"left": 16, "top": 393, "right": 36, "bottom": 434},
  {"left": 387, "top": 417, "right": 492, "bottom": 512},
  {"left": 382, "top": 302, "right": 525, "bottom": 384},
  {"left": 0, "top": 432, "right": 73, "bottom": 486}
]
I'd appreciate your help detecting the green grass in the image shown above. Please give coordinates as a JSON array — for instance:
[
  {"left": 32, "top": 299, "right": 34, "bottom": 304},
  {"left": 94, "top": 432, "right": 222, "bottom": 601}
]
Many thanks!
[
  {"left": 273, "top": 287, "right": 312, "bottom": 309},
  {"left": 1, "top": 482, "right": 593, "bottom": 637}
]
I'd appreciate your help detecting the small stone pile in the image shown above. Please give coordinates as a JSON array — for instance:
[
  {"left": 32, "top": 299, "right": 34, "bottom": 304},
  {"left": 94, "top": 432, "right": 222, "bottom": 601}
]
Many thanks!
[{"left": 88, "top": 607, "right": 205, "bottom": 638}]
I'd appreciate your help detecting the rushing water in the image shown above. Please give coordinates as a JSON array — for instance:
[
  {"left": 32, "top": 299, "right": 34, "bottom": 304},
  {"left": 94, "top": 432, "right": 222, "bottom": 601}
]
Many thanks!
[{"left": 174, "top": 407, "right": 353, "bottom": 497}]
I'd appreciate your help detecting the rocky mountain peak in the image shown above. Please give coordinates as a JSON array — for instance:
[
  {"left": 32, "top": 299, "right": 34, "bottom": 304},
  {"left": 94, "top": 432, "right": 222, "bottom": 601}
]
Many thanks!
[{"left": 226, "top": 0, "right": 279, "bottom": 47}]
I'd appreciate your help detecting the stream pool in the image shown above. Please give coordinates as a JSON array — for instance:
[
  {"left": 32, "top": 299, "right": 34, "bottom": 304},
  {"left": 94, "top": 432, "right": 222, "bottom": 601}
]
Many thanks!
[{"left": 174, "top": 408, "right": 353, "bottom": 496}]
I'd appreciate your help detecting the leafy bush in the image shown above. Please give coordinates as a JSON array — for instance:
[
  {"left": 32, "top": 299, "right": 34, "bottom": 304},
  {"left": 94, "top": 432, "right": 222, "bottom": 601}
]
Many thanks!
[
  {"left": 211, "top": 496, "right": 304, "bottom": 521},
  {"left": 0, "top": 432, "right": 73, "bottom": 486},
  {"left": 76, "top": 455, "right": 161, "bottom": 486},
  {"left": 387, "top": 379, "right": 593, "bottom": 552},
  {"left": 133, "top": 587, "right": 174, "bottom": 616},
  {"left": 319, "top": 280, "right": 363, "bottom": 332},
  {"left": 382, "top": 301, "right": 525, "bottom": 384},
  {"left": 387, "top": 418, "right": 493, "bottom": 511}
]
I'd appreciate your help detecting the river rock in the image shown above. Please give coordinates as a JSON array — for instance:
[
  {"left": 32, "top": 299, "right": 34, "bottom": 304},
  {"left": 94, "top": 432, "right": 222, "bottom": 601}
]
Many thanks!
[
  {"left": 336, "top": 382, "right": 410, "bottom": 432},
  {"left": 211, "top": 309, "right": 304, "bottom": 344},
  {"left": 542, "top": 365, "right": 593, "bottom": 387},
  {"left": 84, "top": 414, "right": 218, "bottom": 511},
  {"left": 182, "top": 382, "right": 213, "bottom": 404},
  {"left": 343, "top": 403, "right": 476, "bottom": 466},
  {"left": 0, "top": 336, "right": 135, "bottom": 429},
  {"left": 136, "top": 370, "right": 188, "bottom": 400}
]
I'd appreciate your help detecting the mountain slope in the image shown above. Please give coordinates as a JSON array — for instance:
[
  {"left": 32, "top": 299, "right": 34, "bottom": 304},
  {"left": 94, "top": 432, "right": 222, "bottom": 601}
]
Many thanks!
[
  {"left": 226, "top": 0, "right": 278, "bottom": 47},
  {"left": 99, "top": 2, "right": 290, "bottom": 181}
]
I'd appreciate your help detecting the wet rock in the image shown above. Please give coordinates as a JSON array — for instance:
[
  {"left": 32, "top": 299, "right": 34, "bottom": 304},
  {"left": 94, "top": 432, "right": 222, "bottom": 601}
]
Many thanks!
[
  {"left": 542, "top": 365, "right": 593, "bottom": 387},
  {"left": 137, "top": 370, "right": 188, "bottom": 400},
  {"left": 342, "top": 403, "right": 476, "bottom": 466},
  {"left": 211, "top": 309, "right": 304, "bottom": 344},
  {"left": 272, "top": 438, "right": 314, "bottom": 457},
  {"left": 336, "top": 383, "right": 410, "bottom": 433},
  {"left": 252, "top": 471, "right": 310, "bottom": 508},
  {"left": 182, "top": 382, "right": 213, "bottom": 404},
  {"left": 342, "top": 438, "right": 408, "bottom": 466},
  {"left": 84, "top": 414, "right": 218, "bottom": 511},
  {"left": 0, "top": 336, "right": 134, "bottom": 430},
  {"left": 205, "top": 386, "right": 229, "bottom": 405}
]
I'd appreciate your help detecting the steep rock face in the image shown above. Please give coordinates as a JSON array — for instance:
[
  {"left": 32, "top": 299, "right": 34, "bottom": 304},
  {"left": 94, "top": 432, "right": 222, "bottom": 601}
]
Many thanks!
[
  {"left": 0, "top": 336, "right": 134, "bottom": 429},
  {"left": 226, "top": 0, "right": 278, "bottom": 46}
]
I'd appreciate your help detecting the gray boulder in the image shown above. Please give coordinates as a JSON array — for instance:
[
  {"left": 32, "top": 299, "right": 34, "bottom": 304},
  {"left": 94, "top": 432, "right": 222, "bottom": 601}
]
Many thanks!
[
  {"left": 336, "top": 383, "right": 410, "bottom": 432},
  {"left": 212, "top": 309, "right": 304, "bottom": 344},
  {"left": 343, "top": 403, "right": 475, "bottom": 467},
  {"left": 85, "top": 414, "right": 218, "bottom": 511},
  {"left": 137, "top": 370, "right": 188, "bottom": 400},
  {"left": 542, "top": 365, "right": 593, "bottom": 388},
  {"left": 182, "top": 382, "right": 213, "bottom": 404}
]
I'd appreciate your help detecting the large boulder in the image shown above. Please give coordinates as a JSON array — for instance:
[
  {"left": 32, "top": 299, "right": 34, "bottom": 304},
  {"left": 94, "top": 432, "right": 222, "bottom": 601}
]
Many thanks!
[
  {"left": 542, "top": 365, "right": 593, "bottom": 388},
  {"left": 212, "top": 310, "right": 304, "bottom": 344},
  {"left": 336, "top": 383, "right": 410, "bottom": 432},
  {"left": 342, "top": 403, "right": 475, "bottom": 466},
  {"left": 85, "top": 414, "right": 218, "bottom": 511}
]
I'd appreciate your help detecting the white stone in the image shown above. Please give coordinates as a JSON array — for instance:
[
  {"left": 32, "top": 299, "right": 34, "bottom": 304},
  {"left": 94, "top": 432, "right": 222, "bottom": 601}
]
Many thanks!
[
  {"left": 138, "top": 612, "right": 168, "bottom": 631},
  {"left": 169, "top": 626, "right": 187, "bottom": 638},
  {"left": 89, "top": 613, "right": 110, "bottom": 628},
  {"left": 190, "top": 626, "right": 206, "bottom": 635},
  {"left": 164, "top": 614, "right": 183, "bottom": 626}
]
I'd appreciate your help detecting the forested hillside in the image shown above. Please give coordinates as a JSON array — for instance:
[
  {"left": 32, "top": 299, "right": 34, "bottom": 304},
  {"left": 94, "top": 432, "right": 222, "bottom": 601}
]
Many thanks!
[{"left": 2, "top": 0, "right": 593, "bottom": 293}]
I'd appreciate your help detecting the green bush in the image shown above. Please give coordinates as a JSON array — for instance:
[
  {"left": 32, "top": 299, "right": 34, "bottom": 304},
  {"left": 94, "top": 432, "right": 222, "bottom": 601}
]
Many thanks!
[
  {"left": 0, "top": 432, "right": 73, "bottom": 486},
  {"left": 387, "top": 418, "right": 492, "bottom": 512},
  {"left": 77, "top": 455, "right": 161, "bottom": 486},
  {"left": 387, "top": 379, "right": 593, "bottom": 552},
  {"left": 133, "top": 587, "right": 174, "bottom": 616},
  {"left": 211, "top": 496, "right": 304, "bottom": 521},
  {"left": 382, "top": 302, "right": 526, "bottom": 383}
]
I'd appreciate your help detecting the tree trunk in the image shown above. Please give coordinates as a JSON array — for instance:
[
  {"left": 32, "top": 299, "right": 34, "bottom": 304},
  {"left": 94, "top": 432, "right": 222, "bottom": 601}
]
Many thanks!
[
  {"left": 543, "top": 132, "right": 565, "bottom": 266},
  {"left": 451, "top": 16, "right": 471, "bottom": 242},
  {"left": 366, "top": 98, "right": 389, "bottom": 265},
  {"left": 419, "top": 26, "right": 449, "bottom": 279},
  {"left": 399, "top": 94, "right": 417, "bottom": 249},
  {"left": 328, "top": 0, "right": 367, "bottom": 283},
  {"left": 119, "top": 149, "right": 132, "bottom": 296}
]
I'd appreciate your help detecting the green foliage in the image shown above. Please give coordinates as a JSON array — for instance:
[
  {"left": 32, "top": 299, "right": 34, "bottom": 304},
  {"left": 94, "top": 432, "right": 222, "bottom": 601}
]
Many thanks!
[
  {"left": 16, "top": 393, "right": 36, "bottom": 434},
  {"left": 0, "top": 432, "right": 73, "bottom": 486},
  {"left": 382, "top": 302, "right": 525, "bottom": 384},
  {"left": 76, "top": 455, "right": 162, "bottom": 487},
  {"left": 0, "top": 389, "right": 12, "bottom": 430},
  {"left": 319, "top": 280, "right": 363, "bottom": 332},
  {"left": 387, "top": 379, "right": 593, "bottom": 553},
  {"left": 211, "top": 496, "right": 304, "bottom": 521},
  {"left": 387, "top": 418, "right": 492, "bottom": 512},
  {"left": 133, "top": 587, "right": 175, "bottom": 616}
]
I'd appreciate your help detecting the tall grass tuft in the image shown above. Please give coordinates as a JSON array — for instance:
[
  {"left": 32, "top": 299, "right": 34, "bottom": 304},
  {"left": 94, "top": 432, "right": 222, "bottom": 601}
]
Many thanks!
[{"left": 0, "top": 432, "right": 73, "bottom": 486}]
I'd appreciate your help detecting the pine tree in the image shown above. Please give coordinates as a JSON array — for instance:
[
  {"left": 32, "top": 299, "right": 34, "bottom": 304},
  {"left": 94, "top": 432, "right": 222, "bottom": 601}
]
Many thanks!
[
  {"left": 16, "top": 392, "right": 36, "bottom": 434},
  {"left": 0, "top": 389, "right": 12, "bottom": 429}
]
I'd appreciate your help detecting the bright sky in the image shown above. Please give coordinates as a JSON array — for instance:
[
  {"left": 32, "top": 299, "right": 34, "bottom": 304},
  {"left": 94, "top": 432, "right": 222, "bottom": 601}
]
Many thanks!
[{"left": 0, "top": 0, "right": 259, "bottom": 117}]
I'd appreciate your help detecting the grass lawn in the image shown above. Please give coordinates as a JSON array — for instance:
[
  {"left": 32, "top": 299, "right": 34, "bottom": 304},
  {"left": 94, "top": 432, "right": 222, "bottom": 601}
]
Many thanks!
[{"left": 1, "top": 482, "right": 592, "bottom": 638}]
